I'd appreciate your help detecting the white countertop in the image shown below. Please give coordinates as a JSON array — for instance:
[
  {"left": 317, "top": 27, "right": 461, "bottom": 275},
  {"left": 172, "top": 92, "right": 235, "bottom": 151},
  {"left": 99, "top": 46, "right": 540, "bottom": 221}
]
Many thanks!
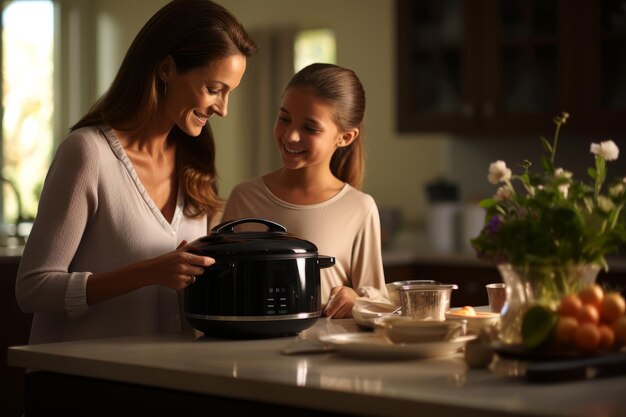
[{"left": 8, "top": 319, "right": 626, "bottom": 417}]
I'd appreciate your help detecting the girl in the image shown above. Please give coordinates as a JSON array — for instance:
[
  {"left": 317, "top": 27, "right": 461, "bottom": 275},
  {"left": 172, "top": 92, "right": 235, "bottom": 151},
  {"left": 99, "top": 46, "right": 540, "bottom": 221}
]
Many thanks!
[
  {"left": 222, "top": 63, "right": 389, "bottom": 318},
  {"left": 16, "top": 0, "right": 256, "bottom": 344}
]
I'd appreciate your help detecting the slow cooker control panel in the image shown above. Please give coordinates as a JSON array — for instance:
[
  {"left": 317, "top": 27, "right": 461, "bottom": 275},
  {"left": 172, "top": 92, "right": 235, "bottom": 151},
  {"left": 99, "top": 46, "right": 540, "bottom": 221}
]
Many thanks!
[{"left": 266, "top": 287, "right": 290, "bottom": 315}]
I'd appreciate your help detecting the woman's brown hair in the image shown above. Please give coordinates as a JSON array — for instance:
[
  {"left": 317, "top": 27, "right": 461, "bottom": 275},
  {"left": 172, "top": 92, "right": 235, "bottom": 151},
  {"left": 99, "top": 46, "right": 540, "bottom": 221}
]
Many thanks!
[
  {"left": 72, "top": 0, "right": 256, "bottom": 218},
  {"left": 284, "top": 63, "right": 366, "bottom": 189}
]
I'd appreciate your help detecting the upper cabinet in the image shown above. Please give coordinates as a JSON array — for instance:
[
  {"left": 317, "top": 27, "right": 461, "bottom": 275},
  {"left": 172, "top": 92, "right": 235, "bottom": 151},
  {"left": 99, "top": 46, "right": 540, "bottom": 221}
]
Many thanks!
[{"left": 396, "top": 0, "right": 626, "bottom": 136}]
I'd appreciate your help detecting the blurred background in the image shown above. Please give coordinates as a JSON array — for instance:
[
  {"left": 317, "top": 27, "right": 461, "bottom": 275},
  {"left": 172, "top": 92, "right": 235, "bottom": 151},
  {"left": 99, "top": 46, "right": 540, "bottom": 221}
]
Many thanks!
[
  {"left": 1, "top": 0, "right": 625, "bottom": 252},
  {"left": 3, "top": 4, "right": 626, "bottom": 415}
]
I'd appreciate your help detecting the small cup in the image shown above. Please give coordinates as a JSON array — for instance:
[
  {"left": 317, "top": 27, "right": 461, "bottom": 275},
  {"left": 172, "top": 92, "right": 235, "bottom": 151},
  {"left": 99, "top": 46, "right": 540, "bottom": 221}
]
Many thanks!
[
  {"left": 386, "top": 280, "right": 438, "bottom": 307},
  {"left": 397, "top": 283, "right": 457, "bottom": 321},
  {"left": 486, "top": 283, "right": 506, "bottom": 313},
  {"left": 381, "top": 319, "right": 465, "bottom": 344}
]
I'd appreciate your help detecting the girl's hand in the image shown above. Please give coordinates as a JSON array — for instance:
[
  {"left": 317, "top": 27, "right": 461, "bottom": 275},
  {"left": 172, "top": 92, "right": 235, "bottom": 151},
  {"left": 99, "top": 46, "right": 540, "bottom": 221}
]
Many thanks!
[
  {"left": 323, "top": 286, "right": 358, "bottom": 319},
  {"left": 147, "top": 240, "right": 215, "bottom": 289}
]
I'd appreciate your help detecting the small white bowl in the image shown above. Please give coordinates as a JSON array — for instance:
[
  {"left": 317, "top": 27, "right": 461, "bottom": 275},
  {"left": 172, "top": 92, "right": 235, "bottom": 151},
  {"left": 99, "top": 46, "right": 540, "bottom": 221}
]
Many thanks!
[
  {"left": 378, "top": 318, "right": 465, "bottom": 344},
  {"left": 446, "top": 310, "right": 500, "bottom": 332}
]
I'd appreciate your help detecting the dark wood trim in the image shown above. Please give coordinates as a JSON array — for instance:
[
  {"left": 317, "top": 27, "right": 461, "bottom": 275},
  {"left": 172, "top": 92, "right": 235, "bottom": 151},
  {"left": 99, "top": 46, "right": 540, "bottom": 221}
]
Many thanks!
[
  {"left": 24, "top": 372, "right": 353, "bottom": 417},
  {"left": 1, "top": 260, "right": 31, "bottom": 417}
]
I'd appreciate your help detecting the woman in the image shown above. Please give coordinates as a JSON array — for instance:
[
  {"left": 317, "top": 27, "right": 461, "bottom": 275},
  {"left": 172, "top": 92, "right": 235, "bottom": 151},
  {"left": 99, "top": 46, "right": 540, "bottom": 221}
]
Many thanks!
[
  {"left": 15, "top": 0, "right": 256, "bottom": 344},
  {"left": 223, "top": 64, "right": 389, "bottom": 319}
]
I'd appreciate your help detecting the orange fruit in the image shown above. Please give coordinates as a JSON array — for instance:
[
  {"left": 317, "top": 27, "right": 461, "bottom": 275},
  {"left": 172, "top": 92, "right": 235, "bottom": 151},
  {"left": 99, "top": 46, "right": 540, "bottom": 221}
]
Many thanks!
[
  {"left": 558, "top": 294, "right": 582, "bottom": 317},
  {"left": 600, "top": 292, "right": 626, "bottom": 323},
  {"left": 574, "top": 323, "right": 601, "bottom": 352},
  {"left": 578, "top": 284, "right": 604, "bottom": 308},
  {"left": 576, "top": 304, "right": 600, "bottom": 325},
  {"left": 598, "top": 324, "right": 615, "bottom": 349},
  {"left": 554, "top": 316, "right": 578, "bottom": 346}
]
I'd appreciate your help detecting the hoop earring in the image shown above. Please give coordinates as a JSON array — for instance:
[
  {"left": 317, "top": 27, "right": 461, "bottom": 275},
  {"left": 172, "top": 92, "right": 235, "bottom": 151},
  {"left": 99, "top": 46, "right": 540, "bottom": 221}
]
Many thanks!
[{"left": 162, "top": 81, "right": 167, "bottom": 95}]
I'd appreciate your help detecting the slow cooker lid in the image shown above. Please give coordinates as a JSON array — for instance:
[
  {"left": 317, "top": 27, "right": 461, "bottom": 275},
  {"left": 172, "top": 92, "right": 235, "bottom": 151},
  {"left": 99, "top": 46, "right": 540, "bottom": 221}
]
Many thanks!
[{"left": 187, "top": 218, "right": 319, "bottom": 256}]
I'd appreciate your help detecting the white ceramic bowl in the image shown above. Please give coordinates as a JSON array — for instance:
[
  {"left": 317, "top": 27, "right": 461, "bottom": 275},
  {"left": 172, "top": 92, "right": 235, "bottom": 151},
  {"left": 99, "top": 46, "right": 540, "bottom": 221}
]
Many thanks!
[
  {"left": 378, "top": 318, "right": 465, "bottom": 344},
  {"left": 445, "top": 310, "right": 500, "bottom": 332}
]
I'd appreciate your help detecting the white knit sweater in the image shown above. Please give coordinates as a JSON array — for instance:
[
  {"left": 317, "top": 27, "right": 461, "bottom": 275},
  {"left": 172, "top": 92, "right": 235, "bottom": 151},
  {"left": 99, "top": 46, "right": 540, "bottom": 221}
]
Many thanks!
[{"left": 16, "top": 126, "right": 208, "bottom": 344}]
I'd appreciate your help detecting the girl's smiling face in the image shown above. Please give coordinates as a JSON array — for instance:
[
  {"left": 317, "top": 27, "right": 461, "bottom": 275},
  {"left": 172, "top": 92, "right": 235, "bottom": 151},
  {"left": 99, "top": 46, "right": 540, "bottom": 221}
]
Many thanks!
[
  {"left": 274, "top": 86, "right": 352, "bottom": 171},
  {"left": 161, "top": 54, "right": 246, "bottom": 137}
]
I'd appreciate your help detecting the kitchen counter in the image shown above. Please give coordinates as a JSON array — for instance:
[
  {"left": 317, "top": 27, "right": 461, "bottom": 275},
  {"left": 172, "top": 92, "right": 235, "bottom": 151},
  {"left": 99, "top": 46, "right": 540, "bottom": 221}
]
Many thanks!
[
  {"left": 0, "top": 244, "right": 23, "bottom": 263},
  {"left": 8, "top": 319, "right": 626, "bottom": 417}
]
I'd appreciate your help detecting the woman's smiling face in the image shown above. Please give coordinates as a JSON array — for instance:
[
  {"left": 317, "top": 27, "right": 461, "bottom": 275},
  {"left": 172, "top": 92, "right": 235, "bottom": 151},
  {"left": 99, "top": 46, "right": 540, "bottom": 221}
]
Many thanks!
[
  {"left": 162, "top": 54, "right": 246, "bottom": 137},
  {"left": 274, "top": 86, "right": 344, "bottom": 171}
]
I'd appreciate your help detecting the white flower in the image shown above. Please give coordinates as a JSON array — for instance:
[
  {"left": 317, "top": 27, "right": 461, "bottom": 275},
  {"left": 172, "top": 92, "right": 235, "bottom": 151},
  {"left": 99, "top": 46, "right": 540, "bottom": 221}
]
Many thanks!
[
  {"left": 554, "top": 169, "right": 572, "bottom": 198},
  {"left": 597, "top": 195, "right": 615, "bottom": 213},
  {"left": 494, "top": 186, "right": 512, "bottom": 201},
  {"left": 554, "top": 168, "right": 572, "bottom": 178},
  {"left": 488, "top": 160, "right": 512, "bottom": 184},
  {"left": 609, "top": 183, "right": 625, "bottom": 197},
  {"left": 590, "top": 140, "right": 619, "bottom": 161}
]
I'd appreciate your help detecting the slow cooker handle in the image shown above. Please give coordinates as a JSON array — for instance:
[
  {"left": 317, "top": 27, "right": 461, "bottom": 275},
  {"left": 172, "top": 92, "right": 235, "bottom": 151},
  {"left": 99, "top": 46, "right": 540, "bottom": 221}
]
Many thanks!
[
  {"left": 318, "top": 255, "right": 335, "bottom": 269},
  {"left": 211, "top": 218, "right": 287, "bottom": 235}
]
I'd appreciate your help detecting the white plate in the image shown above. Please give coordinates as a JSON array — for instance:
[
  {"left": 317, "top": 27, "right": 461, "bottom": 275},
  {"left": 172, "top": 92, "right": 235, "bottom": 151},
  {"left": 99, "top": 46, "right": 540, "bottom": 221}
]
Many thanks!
[{"left": 318, "top": 333, "right": 476, "bottom": 360}]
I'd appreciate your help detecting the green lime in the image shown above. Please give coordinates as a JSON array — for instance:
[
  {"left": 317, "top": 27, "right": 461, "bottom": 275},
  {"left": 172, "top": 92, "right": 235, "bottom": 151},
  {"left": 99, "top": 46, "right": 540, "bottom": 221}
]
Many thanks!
[{"left": 521, "top": 305, "right": 558, "bottom": 349}]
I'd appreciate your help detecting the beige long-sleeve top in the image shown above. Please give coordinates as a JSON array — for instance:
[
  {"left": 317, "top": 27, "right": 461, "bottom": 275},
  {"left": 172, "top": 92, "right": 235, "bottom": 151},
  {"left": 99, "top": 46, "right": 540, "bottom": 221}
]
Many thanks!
[
  {"left": 222, "top": 177, "right": 389, "bottom": 306},
  {"left": 16, "top": 126, "right": 208, "bottom": 344}
]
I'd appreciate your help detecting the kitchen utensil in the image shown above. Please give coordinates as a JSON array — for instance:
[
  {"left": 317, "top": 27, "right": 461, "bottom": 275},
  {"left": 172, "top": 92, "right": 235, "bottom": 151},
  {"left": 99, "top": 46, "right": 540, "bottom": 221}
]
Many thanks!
[
  {"left": 184, "top": 218, "right": 334, "bottom": 338},
  {"left": 397, "top": 282, "right": 458, "bottom": 321}
]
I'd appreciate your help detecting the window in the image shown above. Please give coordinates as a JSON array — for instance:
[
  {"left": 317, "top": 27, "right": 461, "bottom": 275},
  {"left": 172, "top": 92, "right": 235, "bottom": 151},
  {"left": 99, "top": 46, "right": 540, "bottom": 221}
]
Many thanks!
[
  {"left": 293, "top": 29, "right": 336, "bottom": 72},
  {"left": 1, "top": 0, "right": 54, "bottom": 238}
]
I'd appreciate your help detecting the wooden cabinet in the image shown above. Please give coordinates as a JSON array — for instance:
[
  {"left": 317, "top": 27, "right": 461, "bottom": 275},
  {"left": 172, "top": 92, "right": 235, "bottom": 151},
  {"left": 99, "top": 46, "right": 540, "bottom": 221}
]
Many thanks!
[
  {"left": 1, "top": 258, "right": 31, "bottom": 417},
  {"left": 383, "top": 260, "right": 626, "bottom": 308},
  {"left": 396, "top": 0, "right": 626, "bottom": 135}
]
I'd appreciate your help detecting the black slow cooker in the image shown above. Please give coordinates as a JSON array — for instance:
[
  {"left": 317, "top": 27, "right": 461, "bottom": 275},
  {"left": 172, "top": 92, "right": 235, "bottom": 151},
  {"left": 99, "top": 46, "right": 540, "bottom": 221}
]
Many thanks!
[{"left": 184, "top": 218, "right": 334, "bottom": 338}]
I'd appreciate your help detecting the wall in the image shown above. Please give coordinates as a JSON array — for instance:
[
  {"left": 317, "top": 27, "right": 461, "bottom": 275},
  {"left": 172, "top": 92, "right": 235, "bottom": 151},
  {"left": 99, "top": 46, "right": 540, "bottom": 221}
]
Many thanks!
[
  {"left": 66, "top": 1, "right": 625, "bottom": 228},
  {"left": 63, "top": 0, "right": 449, "bottom": 227},
  {"left": 213, "top": 0, "right": 449, "bottom": 227}
]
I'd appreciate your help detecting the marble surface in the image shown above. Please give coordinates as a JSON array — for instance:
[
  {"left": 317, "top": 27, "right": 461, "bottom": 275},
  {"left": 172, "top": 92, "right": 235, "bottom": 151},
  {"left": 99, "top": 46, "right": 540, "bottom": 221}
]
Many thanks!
[{"left": 8, "top": 319, "right": 626, "bottom": 417}]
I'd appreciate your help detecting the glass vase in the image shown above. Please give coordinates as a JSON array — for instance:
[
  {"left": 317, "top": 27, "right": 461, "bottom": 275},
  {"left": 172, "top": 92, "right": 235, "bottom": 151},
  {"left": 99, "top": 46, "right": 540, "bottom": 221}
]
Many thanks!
[{"left": 496, "top": 263, "right": 601, "bottom": 345}]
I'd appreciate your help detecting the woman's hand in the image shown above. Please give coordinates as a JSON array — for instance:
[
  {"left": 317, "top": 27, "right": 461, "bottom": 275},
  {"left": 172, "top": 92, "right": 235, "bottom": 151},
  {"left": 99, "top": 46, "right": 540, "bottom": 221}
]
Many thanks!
[
  {"left": 86, "top": 240, "right": 215, "bottom": 305},
  {"left": 323, "top": 286, "right": 358, "bottom": 319},
  {"left": 144, "top": 240, "right": 215, "bottom": 289}
]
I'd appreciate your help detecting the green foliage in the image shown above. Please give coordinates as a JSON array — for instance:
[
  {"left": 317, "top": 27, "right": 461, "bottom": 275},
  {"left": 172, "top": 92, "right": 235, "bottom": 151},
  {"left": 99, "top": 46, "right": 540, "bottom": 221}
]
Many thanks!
[
  {"left": 471, "top": 113, "right": 626, "bottom": 270},
  {"left": 522, "top": 305, "right": 559, "bottom": 349}
]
